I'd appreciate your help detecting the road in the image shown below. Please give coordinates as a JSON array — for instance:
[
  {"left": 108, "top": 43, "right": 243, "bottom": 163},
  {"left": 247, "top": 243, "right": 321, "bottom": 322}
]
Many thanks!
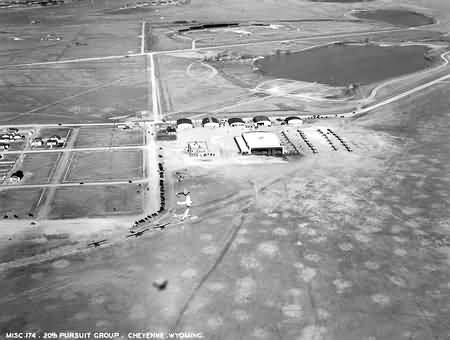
[
  {"left": 0, "top": 144, "right": 146, "bottom": 155},
  {"left": 0, "top": 27, "right": 415, "bottom": 69},
  {"left": 0, "top": 178, "right": 148, "bottom": 190}
]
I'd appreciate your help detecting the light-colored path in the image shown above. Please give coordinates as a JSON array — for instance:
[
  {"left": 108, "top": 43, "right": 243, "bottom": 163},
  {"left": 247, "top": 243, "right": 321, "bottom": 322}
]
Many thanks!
[
  {"left": 0, "top": 145, "right": 146, "bottom": 155},
  {"left": 0, "top": 178, "right": 148, "bottom": 190},
  {"left": 35, "top": 128, "right": 79, "bottom": 218}
]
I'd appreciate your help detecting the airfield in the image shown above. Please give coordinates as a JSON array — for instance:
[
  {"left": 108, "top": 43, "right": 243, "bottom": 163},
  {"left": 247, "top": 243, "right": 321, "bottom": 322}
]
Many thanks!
[{"left": 0, "top": 0, "right": 449, "bottom": 339}]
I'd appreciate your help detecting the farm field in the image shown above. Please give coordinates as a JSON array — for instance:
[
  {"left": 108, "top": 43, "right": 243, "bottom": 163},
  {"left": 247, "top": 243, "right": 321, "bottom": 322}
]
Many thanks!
[
  {"left": 47, "top": 184, "right": 144, "bottom": 219},
  {"left": 63, "top": 150, "right": 144, "bottom": 182}
]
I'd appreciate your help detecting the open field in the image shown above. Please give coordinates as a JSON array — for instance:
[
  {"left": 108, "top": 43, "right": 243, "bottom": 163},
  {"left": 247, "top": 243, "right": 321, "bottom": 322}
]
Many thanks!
[
  {"left": 21, "top": 152, "right": 60, "bottom": 184},
  {"left": 74, "top": 126, "right": 145, "bottom": 148},
  {"left": 64, "top": 150, "right": 143, "bottom": 182},
  {"left": 47, "top": 184, "right": 144, "bottom": 219},
  {"left": 0, "top": 188, "right": 42, "bottom": 217},
  {"left": 0, "top": 58, "right": 148, "bottom": 124},
  {"left": 0, "top": 0, "right": 449, "bottom": 337}
]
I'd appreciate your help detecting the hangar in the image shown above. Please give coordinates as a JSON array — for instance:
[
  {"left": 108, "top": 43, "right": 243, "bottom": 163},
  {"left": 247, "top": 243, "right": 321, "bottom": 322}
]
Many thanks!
[
  {"left": 241, "top": 131, "right": 283, "bottom": 156},
  {"left": 176, "top": 118, "right": 194, "bottom": 129},
  {"left": 253, "top": 115, "right": 271, "bottom": 127},
  {"left": 284, "top": 116, "right": 303, "bottom": 126},
  {"left": 202, "top": 117, "right": 220, "bottom": 128},
  {"left": 228, "top": 117, "right": 245, "bottom": 127}
]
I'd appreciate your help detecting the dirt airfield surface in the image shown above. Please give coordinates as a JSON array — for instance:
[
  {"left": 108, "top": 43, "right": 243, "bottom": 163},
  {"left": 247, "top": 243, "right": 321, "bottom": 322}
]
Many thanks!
[{"left": 0, "top": 0, "right": 449, "bottom": 339}]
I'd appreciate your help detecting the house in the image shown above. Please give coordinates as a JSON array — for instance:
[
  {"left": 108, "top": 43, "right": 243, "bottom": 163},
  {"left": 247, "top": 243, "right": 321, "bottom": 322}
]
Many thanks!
[
  {"left": 1, "top": 134, "right": 12, "bottom": 140},
  {"left": 201, "top": 117, "right": 220, "bottom": 128},
  {"left": 46, "top": 139, "right": 58, "bottom": 147},
  {"left": 228, "top": 117, "right": 245, "bottom": 127},
  {"left": 176, "top": 118, "right": 194, "bottom": 130},
  {"left": 284, "top": 116, "right": 303, "bottom": 126},
  {"left": 7, "top": 128, "right": 19, "bottom": 133},
  {"left": 0, "top": 143, "right": 9, "bottom": 150},
  {"left": 31, "top": 137, "right": 43, "bottom": 147},
  {"left": 13, "top": 134, "right": 25, "bottom": 140},
  {"left": 252, "top": 115, "right": 271, "bottom": 127}
]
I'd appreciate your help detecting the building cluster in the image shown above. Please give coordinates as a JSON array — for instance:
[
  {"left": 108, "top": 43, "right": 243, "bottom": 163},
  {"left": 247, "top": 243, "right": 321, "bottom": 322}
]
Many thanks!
[
  {"left": 31, "top": 135, "right": 66, "bottom": 148},
  {"left": 118, "top": 0, "right": 187, "bottom": 10},
  {"left": 0, "top": 0, "right": 63, "bottom": 8},
  {"left": 0, "top": 128, "right": 25, "bottom": 151},
  {"left": 186, "top": 141, "right": 215, "bottom": 158},
  {"left": 175, "top": 115, "right": 304, "bottom": 130}
]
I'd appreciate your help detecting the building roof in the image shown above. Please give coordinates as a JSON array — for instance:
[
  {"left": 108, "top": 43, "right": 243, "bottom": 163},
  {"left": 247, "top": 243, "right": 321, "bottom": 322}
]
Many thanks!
[
  {"left": 176, "top": 118, "right": 193, "bottom": 125},
  {"left": 201, "top": 117, "right": 219, "bottom": 125},
  {"left": 228, "top": 117, "right": 245, "bottom": 125},
  {"left": 285, "top": 116, "right": 303, "bottom": 122},
  {"left": 253, "top": 115, "right": 270, "bottom": 123},
  {"left": 242, "top": 131, "right": 282, "bottom": 149}
]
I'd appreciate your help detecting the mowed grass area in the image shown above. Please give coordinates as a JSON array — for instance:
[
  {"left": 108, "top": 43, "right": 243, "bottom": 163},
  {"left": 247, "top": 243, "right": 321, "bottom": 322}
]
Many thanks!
[
  {"left": 47, "top": 184, "right": 143, "bottom": 218},
  {"left": 0, "top": 188, "right": 43, "bottom": 217},
  {"left": 21, "top": 152, "right": 60, "bottom": 184},
  {"left": 74, "top": 126, "right": 144, "bottom": 148},
  {"left": 0, "top": 58, "right": 148, "bottom": 125},
  {"left": 64, "top": 150, "right": 143, "bottom": 182}
]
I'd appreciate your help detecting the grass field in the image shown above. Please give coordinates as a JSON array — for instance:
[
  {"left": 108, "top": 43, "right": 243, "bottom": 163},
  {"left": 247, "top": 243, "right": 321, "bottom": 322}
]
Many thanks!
[
  {"left": 47, "top": 184, "right": 143, "bottom": 218},
  {"left": 64, "top": 150, "right": 143, "bottom": 182},
  {"left": 0, "top": 58, "right": 148, "bottom": 124},
  {"left": 21, "top": 152, "right": 60, "bottom": 184},
  {"left": 0, "top": 188, "right": 43, "bottom": 217},
  {"left": 74, "top": 126, "right": 144, "bottom": 148}
]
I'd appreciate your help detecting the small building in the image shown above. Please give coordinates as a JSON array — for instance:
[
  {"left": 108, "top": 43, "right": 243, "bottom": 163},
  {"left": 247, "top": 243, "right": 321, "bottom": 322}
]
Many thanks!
[
  {"left": 31, "top": 137, "right": 43, "bottom": 147},
  {"left": 1, "top": 134, "right": 12, "bottom": 140},
  {"left": 156, "top": 125, "right": 177, "bottom": 141},
  {"left": 46, "top": 139, "right": 58, "bottom": 147},
  {"left": 284, "top": 116, "right": 304, "bottom": 126},
  {"left": 253, "top": 115, "right": 271, "bottom": 127},
  {"left": 7, "top": 128, "right": 19, "bottom": 133},
  {"left": 0, "top": 143, "right": 9, "bottom": 150},
  {"left": 176, "top": 118, "right": 194, "bottom": 130},
  {"left": 13, "top": 134, "right": 25, "bottom": 140},
  {"left": 228, "top": 117, "right": 245, "bottom": 127},
  {"left": 241, "top": 131, "right": 283, "bottom": 156},
  {"left": 201, "top": 117, "right": 219, "bottom": 128}
]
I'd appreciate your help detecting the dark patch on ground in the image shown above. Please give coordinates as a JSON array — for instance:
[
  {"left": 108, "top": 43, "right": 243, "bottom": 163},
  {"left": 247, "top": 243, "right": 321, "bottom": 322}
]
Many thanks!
[
  {"left": 353, "top": 9, "right": 435, "bottom": 27},
  {"left": 255, "top": 43, "right": 436, "bottom": 86}
]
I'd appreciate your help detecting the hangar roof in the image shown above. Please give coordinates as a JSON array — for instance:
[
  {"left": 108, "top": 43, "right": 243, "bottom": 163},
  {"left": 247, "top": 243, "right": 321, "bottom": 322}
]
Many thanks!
[
  {"left": 176, "top": 118, "right": 193, "bottom": 125},
  {"left": 242, "top": 131, "right": 282, "bottom": 149}
]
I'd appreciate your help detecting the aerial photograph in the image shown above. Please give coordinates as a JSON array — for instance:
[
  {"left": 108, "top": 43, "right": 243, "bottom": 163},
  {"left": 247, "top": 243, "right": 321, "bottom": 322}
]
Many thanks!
[{"left": 0, "top": 0, "right": 449, "bottom": 338}]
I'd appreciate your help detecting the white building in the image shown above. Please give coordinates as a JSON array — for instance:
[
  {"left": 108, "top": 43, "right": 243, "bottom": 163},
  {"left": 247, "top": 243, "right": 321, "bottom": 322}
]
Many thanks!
[
  {"left": 240, "top": 131, "right": 283, "bottom": 156},
  {"left": 176, "top": 118, "right": 194, "bottom": 130}
]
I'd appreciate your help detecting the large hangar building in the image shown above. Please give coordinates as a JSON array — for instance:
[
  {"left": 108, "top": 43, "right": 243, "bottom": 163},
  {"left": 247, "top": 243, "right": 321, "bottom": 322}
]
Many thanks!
[{"left": 239, "top": 131, "right": 284, "bottom": 156}]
